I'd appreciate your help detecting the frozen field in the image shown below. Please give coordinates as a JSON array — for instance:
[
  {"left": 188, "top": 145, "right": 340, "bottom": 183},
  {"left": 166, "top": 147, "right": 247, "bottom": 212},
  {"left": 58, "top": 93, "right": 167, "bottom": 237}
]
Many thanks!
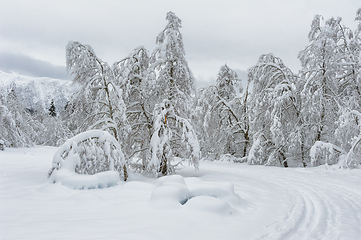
[{"left": 1, "top": 146, "right": 361, "bottom": 240}]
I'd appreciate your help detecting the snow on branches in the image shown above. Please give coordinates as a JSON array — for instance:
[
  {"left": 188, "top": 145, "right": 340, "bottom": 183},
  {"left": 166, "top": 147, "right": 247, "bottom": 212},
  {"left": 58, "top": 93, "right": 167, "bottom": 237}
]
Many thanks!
[
  {"left": 66, "top": 41, "right": 126, "bottom": 142},
  {"left": 150, "top": 11, "right": 195, "bottom": 117},
  {"left": 148, "top": 100, "right": 199, "bottom": 176},
  {"left": 49, "top": 130, "right": 128, "bottom": 181}
]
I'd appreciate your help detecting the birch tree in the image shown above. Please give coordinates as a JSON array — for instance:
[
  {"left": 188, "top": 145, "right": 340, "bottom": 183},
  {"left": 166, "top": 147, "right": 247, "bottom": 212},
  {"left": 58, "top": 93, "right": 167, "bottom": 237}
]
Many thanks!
[
  {"left": 113, "top": 46, "right": 153, "bottom": 168},
  {"left": 150, "top": 11, "right": 196, "bottom": 117},
  {"left": 298, "top": 15, "right": 341, "bottom": 145},
  {"left": 193, "top": 65, "right": 249, "bottom": 160},
  {"left": 248, "top": 53, "right": 299, "bottom": 166},
  {"left": 147, "top": 12, "right": 199, "bottom": 174},
  {"left": 66, "top": 41, "right": 126, "bottom": 143}
]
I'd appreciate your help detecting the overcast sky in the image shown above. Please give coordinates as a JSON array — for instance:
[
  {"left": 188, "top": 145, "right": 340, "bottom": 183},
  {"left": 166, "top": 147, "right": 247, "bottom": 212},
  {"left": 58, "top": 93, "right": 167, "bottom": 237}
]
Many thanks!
[{"left": 0, "top": 0, "right": 359, "bottom": 87}]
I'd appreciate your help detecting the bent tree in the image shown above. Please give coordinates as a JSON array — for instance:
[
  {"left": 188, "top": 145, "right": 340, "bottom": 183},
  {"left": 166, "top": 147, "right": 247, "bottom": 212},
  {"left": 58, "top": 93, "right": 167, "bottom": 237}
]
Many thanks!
[
  {"left": 248, "top": 53, "right": 300, "bottom": 166},
  {"left": 66, "top": 41, "right": 126, "bottom": 143}
]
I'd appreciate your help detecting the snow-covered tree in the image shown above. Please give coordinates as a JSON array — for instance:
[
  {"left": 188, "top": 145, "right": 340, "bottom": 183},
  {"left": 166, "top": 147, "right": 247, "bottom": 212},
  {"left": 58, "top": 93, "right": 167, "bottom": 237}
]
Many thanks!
[
  {"left": 310, "top": 141, "right": 346, "bottom": 167},
  {"left": 334, "top": 109, "right": 361, "bottom": 168},
  {"left": 48, "top": 99, "right": 56, "bottom": 117},
  {"left": 335, "top": 10, "right": 361, "bottom": 110},
  {"left": 192, "top": 86, "right": 219, "bottom": 159},
  {"left": 268, "top": 80, "right": 302, "bottom": 166},
  {"left": 66, "top": 41, "right": 126, "bottom": 143},
  {"left": 113, "top": 46, "right": 153, "bottom": 167},
  {"left": 148, "top": 100, "right": 199, "bottom": 175},
  {"left": 145, "top": 12, "right": 200, "bottom": 175},
  {"left": 298, "top": 15, "right": 342, "bottom": 145},
  {"left": 215, "top": 65, "right": 248, "bottom": 158},
  {"left": 248, "top": 53, "right": 299, "bottom": 166},
  {"left": 216, "top": 64, "right": 238, "bottom": 101},
  {"left": 150, "top": 11, "right": 196, "bottom": 117},
  {"left": 194, "top": 65, "right": 248, "bottom": 160},
  {"left": 41, "top": 116, "right": 73, "bottom": 147},
  {"left": 1, "top": 87, "right": 43, "bottom": 147},
  {"left": 48, "top": 130, "right": 128, "bottom": 181},
  {"left": 0, "top": 93, "right": 20, "bottom": 147},
  {"left": 297, "top": 13, "right": 361, "bottom": 167}
]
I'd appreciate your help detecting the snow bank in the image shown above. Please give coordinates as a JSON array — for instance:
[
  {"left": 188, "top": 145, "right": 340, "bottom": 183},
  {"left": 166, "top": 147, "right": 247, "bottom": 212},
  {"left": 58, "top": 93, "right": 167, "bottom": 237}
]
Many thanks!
[{"left": 149, "top": 175, "right": 243, "bottom": 215}]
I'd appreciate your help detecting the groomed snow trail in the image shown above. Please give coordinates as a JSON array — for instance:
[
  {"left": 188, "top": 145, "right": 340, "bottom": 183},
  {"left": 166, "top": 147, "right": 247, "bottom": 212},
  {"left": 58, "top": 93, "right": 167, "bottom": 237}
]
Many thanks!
[
  {"left": 1, "top": 147, "right": 361, "bottom": 239},
  {"left": 188, "top": 162, "right": 361, "bottom": 240}
]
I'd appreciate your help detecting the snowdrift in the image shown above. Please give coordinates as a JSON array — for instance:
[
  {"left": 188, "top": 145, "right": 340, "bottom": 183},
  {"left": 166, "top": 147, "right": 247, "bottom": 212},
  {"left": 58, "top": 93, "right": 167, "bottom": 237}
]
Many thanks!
[{"left": 149, "top": 175, "right": 244, "bottom": 215}]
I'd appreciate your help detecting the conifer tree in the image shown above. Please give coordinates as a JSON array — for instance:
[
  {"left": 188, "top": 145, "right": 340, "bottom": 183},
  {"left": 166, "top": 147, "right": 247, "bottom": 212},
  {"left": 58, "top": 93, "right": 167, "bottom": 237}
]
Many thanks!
[{"left": 48, "top": 99, "right": 56, "bottom": 117}]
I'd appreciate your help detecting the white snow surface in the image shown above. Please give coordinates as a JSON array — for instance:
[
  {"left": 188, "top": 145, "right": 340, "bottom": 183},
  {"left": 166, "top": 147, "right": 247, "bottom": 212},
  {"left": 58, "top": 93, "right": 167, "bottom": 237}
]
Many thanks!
[
  {"left": 50, "top": 169, "right": 121, "bottom": 190},
  {"left": 1, "top": 146, "right": 361, "bottom": 239}
]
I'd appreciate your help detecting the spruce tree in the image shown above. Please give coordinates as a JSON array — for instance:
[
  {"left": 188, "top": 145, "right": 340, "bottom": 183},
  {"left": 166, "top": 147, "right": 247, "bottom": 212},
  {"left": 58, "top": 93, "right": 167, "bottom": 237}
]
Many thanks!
[{"left": 48, "top": 100, "right": 56, "bottom": 117}]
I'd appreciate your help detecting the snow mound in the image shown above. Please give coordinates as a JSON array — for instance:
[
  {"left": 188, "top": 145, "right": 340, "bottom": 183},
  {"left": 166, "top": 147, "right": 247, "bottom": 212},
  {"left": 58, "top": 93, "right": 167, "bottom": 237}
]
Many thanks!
[
  {"left": 149, "top": 175, "right": 190, "bottom": 208},
  {"left": 188, "top": 181, "right": 243, "bottom": 208},
  {"left": 149, "top": 175, "right": 243, "bottom": 215},
  {"left": 184, "top": 196, "right": 236, "bottom": 215},
  {"left": 49, "top": 168, "right": 120, "bottom": 189}
]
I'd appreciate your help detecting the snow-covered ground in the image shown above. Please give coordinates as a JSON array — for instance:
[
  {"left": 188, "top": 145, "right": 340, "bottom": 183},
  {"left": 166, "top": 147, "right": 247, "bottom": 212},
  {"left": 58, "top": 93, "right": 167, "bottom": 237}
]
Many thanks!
[{"left": 1, "top": 147, "right": 361, "bottom": 240}]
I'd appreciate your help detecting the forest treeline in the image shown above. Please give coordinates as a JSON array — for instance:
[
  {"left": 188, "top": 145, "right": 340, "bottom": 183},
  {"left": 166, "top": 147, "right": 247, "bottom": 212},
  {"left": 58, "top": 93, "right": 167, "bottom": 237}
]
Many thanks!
[{"left": 1, "top": 9, "right": 361, "bottom": 173}]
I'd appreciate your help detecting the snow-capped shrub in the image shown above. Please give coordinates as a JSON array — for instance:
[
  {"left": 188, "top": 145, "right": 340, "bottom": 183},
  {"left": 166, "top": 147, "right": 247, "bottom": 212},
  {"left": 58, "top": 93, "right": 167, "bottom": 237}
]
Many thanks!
[
  {"left": 48, "top": 130, "right": 128, "bottom": 181},
  {"left": 310, "top": 141, "right": 346, "bottom": 167}
]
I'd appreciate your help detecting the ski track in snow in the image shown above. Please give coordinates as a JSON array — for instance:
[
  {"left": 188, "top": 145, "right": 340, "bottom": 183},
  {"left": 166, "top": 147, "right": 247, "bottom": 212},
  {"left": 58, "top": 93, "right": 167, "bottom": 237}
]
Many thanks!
[
  {"left": 196, "top": 163, "right": 361, "bottom": 240},
  {"left": 1, "top": 147, "right": 361, "bottom": 239}
]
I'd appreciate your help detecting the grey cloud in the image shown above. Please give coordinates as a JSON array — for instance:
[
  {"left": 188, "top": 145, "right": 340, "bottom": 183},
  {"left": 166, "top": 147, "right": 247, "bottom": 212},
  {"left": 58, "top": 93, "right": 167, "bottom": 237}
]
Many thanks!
[{"left": 0, "top": 51, "right": 71, "bottom": 80}]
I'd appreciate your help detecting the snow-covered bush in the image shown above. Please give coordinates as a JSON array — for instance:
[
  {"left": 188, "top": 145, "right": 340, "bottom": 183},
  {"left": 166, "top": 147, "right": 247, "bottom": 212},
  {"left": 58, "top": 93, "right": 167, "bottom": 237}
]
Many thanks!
[
  {"left": 310, "top": 141, "right": 346, "bottom": 167},
  {"left": 48, "top": 130, "right": 128, "bottom": 181}
]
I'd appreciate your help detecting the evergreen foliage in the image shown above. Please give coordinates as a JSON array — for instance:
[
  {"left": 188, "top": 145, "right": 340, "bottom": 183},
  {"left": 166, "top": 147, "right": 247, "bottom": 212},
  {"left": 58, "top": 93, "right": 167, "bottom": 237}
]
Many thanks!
[{"left": 48, "top": 100, "right": 56, "bottom": 117}]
